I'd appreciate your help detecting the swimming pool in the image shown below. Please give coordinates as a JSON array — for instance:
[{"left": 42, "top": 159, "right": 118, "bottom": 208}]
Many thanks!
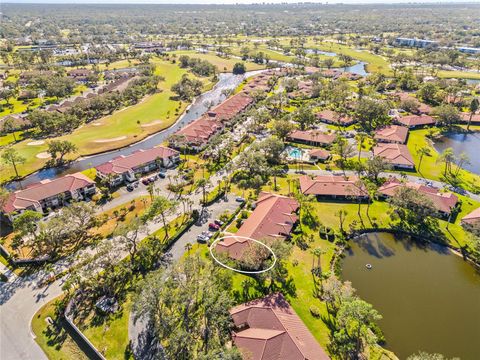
[{"left": 288, "top": 147, "right": 303, "bottom": 158}]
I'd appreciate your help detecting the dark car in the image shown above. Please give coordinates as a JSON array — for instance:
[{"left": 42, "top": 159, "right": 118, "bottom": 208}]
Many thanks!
[
  {"left": 158, "top": 171, "right": 166, "bottom": 178},
  {"left": 235, "top": 197, "right": 245, "bottom": 203},
  {"left": 142, "top": 178, "right": 151, "bottom": 185},
  {"left": 209, "top": 223, "right": 220, "bottom": 231},
  {"left": 126, "top": 184, "right": 134, "bottom": 191},
  {"left": 214, "top": 219, "right": 224, "bottom": 226}
]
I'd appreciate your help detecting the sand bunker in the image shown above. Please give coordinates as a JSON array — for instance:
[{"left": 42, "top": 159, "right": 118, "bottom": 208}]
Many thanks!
[
  {"left": 27, "top": 140, "right": 45, "bottom": 146},
  {"left": 94, "top": 136, "right": 127, "bottom": 143},
  {"left": 36, "top": 152, "right": 51, "bottom": 159},
  {"left": 92, "top": 122, "right": 103, "bottom": 126},
  {"left": 141, "top": 120, "right": 164, "bottom": 128}
]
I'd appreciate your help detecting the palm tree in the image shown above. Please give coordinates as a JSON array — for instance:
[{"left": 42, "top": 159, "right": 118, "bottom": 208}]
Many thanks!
[
  {"left": 467, "top": 98, "right": 479, "bottom": 131},
  {"left": 416, "top": 146, "right": 430, "bottom": 173},
  {"left": 439, "top": 147, "right": 455, "bottom": 176}
]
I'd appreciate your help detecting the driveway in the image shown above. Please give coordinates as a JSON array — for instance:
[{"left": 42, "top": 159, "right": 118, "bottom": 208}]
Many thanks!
[{"left": 128, "top": 193, "right": 241, "bottom": 359}]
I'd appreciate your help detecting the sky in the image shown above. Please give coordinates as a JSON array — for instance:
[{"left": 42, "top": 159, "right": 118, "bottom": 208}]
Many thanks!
[{"left": 4, "top": 0, "right": 476, "bottom": 4}]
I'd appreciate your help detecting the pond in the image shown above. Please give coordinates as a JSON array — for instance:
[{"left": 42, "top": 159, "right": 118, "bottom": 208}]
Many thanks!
[
  {"left": 339, "top": 61, "right": 368, "bottom": 76},
  {"left": 341, "top": 232, "right": 480, "bottom": 359},
  {"left": 8, "top": 70, "right": 263, "bottom": 190},
  {"left": 433, "top": 131, "right": 480, "bottom": 175}
]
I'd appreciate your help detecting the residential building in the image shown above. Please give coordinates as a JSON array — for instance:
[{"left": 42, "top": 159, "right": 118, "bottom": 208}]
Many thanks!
[
  {"left": 95, "top": 146, "right": 180, "bottom": 186},
  {"left": 373, "top": 143, "right": 415, "bottom": 169},
  {"left": 230, "top": 292, "right": 330, "bottom": 360},
  {"left": 460, "top": 112, "right": 480, "bottom": 125},
  {"left": 378, "top": 177, "right": 458, "bottom": 217},
  {"left": 299, "top": 175, "right": 368, "bottom": 200},
  {"left": 393, "top": 92, "right": 432, "bottom": 114},
  {"left": 215, "top": 192, "right": 299, "bottom": 261},
  {"left": 395, "top": 114, "right": 435, "bottom": 128},
  {"left": 308, "top": 148, "right": 331, "bottom": 162},
  {"left": 287, "top": 130, "right": 335, "bottom": 147},
  {"left": 374, "top": 125, "right": 409, "bottom": 144},
  {"left": 316, "top": 110, "right": 356, "bottom": 126},
  {"left": 67, "top": 68, "right": 93, "bottom": 83},
  {"left": 2, "top": 173, "right": 96, "bottom": 222},
  {"left": 457, "top": 47, "right": 480, "bottom": 55},
  {"left": 461, "top": 207, "right": 480, "bottom": 225},
  {"left": 395, "top": 37, "right": 438, "bottom": 48}
]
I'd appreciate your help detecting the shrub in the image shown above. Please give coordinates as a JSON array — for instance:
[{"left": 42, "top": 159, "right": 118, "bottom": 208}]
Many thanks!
[{"left": 309, "top": 305, "right": 321, "bottom": 318}]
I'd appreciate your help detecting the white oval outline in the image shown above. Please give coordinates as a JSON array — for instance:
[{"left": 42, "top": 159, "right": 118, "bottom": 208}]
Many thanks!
[{"left": 209, "top": 235, "right": 277, "bottom": 274}]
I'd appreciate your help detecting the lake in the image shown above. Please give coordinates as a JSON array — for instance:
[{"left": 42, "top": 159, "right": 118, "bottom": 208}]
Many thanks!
[
  {"left": 341, "top": 232, "right": 480, "bottom": 359},
  {"left": 433, "top": 132, "right": 480, "bottom": 175}
]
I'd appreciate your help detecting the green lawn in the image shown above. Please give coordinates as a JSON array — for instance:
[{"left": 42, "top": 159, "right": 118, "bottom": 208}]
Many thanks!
[
  {"left": 168, "top": 50, "right": 265, "bottom": 72},
  {"left": 406, "top": 127, "right": 480, "bottom": 192},
  {"left": 32, "top": 298, "right": 88, "bottom": 360},
  {"left": 0, "top": 130, "right": 24, "bottom": 147},
  {"left": 79, "top": 297, "right": 133, "bottom": 360},
  {"left": 0, "top": 59, "right": 201, "bottom": 182}
]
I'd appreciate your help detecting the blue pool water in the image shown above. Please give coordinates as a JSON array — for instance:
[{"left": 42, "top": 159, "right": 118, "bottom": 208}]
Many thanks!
[{"left": 289, "top": 148, "right": 303, "bottom": 158}]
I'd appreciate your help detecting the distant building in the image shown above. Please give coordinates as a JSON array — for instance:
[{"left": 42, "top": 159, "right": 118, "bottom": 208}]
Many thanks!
[
  {"left": 95, "top": 146, "right": 180, "bottom": 186},
  {"left": 316, "top": 110, "right": 356, "bottom": 126},
  {"left": 2, "top": 173, "right": 96, "bottom": 222},
  {"left": 230, "top": 293, "right": 331, "bottom": 360},
  {"left": 308, "top": 148, "right": 331, "bottom": 162},
  {"left": 457, "top": 47, "right": 480, "bottom": 55},
  {"left": 462, "top": 207, "right": 480, "bottom": 225},
  {"left": 395, "top": 37, "right": 438, "bottom": 48}
]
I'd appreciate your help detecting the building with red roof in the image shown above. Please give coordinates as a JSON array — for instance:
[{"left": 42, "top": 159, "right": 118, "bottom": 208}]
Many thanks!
[
  {"left": 395, "top": 114, "right": 435, "bottom": 128},
  {"left": 459, "top": 112, "right": 480, "bottom": 125},
  {"left": 374, "top": 125, "right": 409, "bottom": 144},
  {"left": 462, "top": 207, "right": 480, "bottom": 225},
  {"left": 287, "top": 130, "right": 335, "bottom": 147},
  {"left": 299, "top": 175, "right": 368, "bottom": 200},
  {"left": 378, "top": 177, "right": 458, "bottom": 216},
  {"left": 96, "top": 146, "right": 179, "bottom": 186},
  {"left": 230, "top": 292, "right": 330, "bottom": 360},
  {"left": 215, "top": 192, "right": 299, "bottom": 261},
  {"left": 373, "top": 143, "right": 415, "bottom": 169},
  {"left": 308, "top": 148, "right": 331, "bottom": 162},
  {"left": 2, "top": 173, "right": 96, "bottom": 222},
  {"left": 316, "top": 110, "right": 356, "bottom": 126}
]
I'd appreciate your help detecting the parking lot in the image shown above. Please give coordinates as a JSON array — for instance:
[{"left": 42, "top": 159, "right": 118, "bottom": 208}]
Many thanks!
[{"left": 168, "top": 194, "right": 241, "bottom": 261}]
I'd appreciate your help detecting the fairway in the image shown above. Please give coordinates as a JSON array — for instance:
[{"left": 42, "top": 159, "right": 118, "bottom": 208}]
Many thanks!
[
  {"left": 168, "top": 50, "right": 265, "bottom": 72},
  {"left": 0, "top": 59, "right": 204, "bottom": 182}
]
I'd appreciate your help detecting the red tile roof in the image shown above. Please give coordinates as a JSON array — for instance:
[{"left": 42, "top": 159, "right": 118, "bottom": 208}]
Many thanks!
[
  {"left": 3, "top": 173, "right": 95, "bottom": 214},
  {"left": 96, "top": 146, "right": 178, "bottom": 175},
  {"left": 287, "top": 130, "right": 335, "bottom": 145},
  {"left": 378, "top": 177, "right": 458, "bottom": 214},
  {"left": 393, "top": 92, "right": 432, "bottom": 114},
  {"left": 459, "top": 112, "right": 480, "bottom": 124},
  {"left": 462, "top": 207, "right": 480, "bottom": 224},
  {"left": 374, "top": 125, "right": 409, "bottom": 143},
  {"left": 216, "top": 192, "right": 299, "bottom": 261},
  {"left": 396, "top": 114, "right": 435, "bottom": 127},
  {"left": 230, "top": 293, "right": 330, "bottom": 360},
  {"left": 308, "top": 148, "right": 330, "bottom": 160},
  {"left": 299, "top": 175, "right": 367, "bottom": 197},
  {"left": 373, "top": 143, "right": 415, "bottom": 167},
  {"left": 316, "top": 110, "right": 355, "bottom": 125}
]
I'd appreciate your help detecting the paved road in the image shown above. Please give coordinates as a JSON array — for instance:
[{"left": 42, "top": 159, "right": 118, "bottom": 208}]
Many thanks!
[
  {"left": 128, "top": 194, "right": 241, "bottom": 359},
  {"left": 290, "top": 169, "right": 480, "bottom": 202},
  {"left": 0, "top": 165, "right": 231, "bottom": 360}
]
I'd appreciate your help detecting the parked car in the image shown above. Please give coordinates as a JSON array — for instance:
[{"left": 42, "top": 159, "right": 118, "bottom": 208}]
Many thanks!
[
  {"left": 126, "top": 184, "right": 134, "bottom": 191},
  {"left": 142, "top": 178, "right": 151, "bottom": 185},
  {"left": 158, "top": 171, "right": 166, "bottom": 178},
  {"left": 197, "top": 234, "right": 208, "bottom": 243},
  {"left": 235, "top": 197, "right": 245, "bottom": 203},
  {"left": 201, "top": 231, "right": 213, "bottom": 239},
  {"left": 214, "top": 219, "right": 224, "bottom": 226},
  {"left": 149, "top": 175, "right": 157, "bottom": 182},
  {"left": 209, "top": 223, "right": 220, "bottom": 231},
  {"left": 133, "top": 181, "right": 139, "bottom": 188}
]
